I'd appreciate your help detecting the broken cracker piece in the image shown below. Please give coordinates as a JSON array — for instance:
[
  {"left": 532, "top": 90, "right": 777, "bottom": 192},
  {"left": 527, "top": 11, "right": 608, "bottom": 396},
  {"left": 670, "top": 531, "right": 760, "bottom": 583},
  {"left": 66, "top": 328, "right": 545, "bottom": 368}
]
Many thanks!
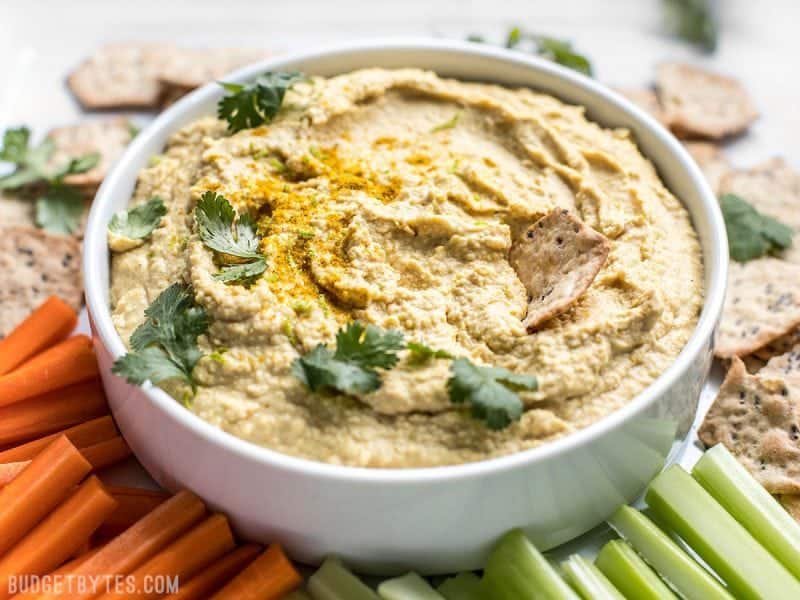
[
  {"left": 46, "top": 118, "right": 135, "bottom": 188},
  {"left": 0, "top": 227, "right": 82, "bottom": 338},
  {"left": 616, "top": 88, "right": 669, "bottom": 126},
  {"left": 656, "top": 62, "right": 758, "bottom": 139},
  {"left": 760, "top": 343, "right": 800, "bottom": 381},
  {"left": 698, "top": 357, "right": 800, "bottom": 494},
  {"left": 683, "top": 141, "right": 730, "bottom": 194},
  {"left": 716, "top": 257, "right": 800, "bottom": 358},
  {"left": 510, "top": 208, "right": 610, "bottom": 332},
  {"left": 68, "top": 42, "right": 177, "bottom": 109}
]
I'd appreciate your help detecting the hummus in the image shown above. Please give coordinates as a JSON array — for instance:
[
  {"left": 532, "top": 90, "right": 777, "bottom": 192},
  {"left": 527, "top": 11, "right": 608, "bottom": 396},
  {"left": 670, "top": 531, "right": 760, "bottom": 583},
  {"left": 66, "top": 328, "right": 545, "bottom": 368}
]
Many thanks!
[{"left": 110, "top": 69, "right": 703, "bottom": 468}]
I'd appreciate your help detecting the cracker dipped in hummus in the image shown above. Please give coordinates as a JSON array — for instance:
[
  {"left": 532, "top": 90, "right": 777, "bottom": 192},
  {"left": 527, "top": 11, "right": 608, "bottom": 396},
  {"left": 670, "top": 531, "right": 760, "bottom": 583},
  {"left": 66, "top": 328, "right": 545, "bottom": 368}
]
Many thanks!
[{"left": 109, "top": 68, "right": 703, "bottom": 467}]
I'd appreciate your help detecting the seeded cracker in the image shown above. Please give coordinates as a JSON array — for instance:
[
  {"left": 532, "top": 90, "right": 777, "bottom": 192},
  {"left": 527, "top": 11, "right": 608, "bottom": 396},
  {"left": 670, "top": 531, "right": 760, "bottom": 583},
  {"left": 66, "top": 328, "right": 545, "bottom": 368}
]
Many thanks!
[
  {"left": 656, "top": 62, "right": 758, "bottom": 139},
  {"left": 759, "top": 343, "right": 800, "bottom": 381},
  {"left": 699, "top": 357, "right": 800, "bottom": 494},
  {"left": 510, "top": 209, "right": 610, "bottom": 332},
  {"left": 683, "top": 141, "right": 730, "bottom": 195},
  {"left": 0, "top": 227, "right": 82, "bottom": 338}
]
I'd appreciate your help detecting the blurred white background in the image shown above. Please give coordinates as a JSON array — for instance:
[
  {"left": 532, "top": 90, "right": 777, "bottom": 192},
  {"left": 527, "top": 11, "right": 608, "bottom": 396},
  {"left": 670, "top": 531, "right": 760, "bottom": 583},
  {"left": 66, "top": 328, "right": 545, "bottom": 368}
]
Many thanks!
[{"left": 0, "top": 0, "right": 797, "bottom": 166}]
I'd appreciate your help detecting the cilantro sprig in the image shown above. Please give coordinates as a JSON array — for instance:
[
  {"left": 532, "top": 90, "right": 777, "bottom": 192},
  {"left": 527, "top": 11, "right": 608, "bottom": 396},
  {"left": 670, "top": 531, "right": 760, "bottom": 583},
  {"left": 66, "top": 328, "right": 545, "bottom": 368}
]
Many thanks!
[
  {"left": 663, "top": 0, "right": 718, "bottom": 53},
  {"left": 112, "top": 283, "right": 209, "bottom": 391},
  {"left": 0, "top": 126, "right": 100, "bottom": 234},
  {"left": 292, "top": 321, "right": 405, "bottom": 395},
  {"left": 194, "top": 191, "right": 267, "bottom": 284},
  {"left": 108, "top": 197, "right": 167, "bottom": 240},
  {"left": 720, "top": 194, "right": 794, "bottom": 262},
  {"left": 448, "top": 358, "right": 538, "bottom": 430},
  {"left": 217, "top": 71, "right": 305, "bottom": 133}
]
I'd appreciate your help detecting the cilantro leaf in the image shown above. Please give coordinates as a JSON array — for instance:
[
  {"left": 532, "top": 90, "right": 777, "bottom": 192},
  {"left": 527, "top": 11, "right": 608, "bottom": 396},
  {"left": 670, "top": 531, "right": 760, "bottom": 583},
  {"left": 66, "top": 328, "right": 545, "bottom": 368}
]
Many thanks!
[
  {"left": 108, "top": 197, "right": 167, "bottom": 240},
  {"left": 536, "top": 37, "right": 593, "bottom": 77},
  {"left": 195, "top": 191, "right": 267, "bottom": 284},
  {"left": 0, "top": 127, "right": 54, "bottom": 190},
  {"left": 720, "top": 194, "right": 794, "bottom": 262},
  {"left": 35, "top": 185, "right": 85, "bottom": 235},
  {"left": 292, "top": 321, "right": 405, "bottom": 395},
  {"left": 447, "top": 358, "right": 537, "bottom": 430},
  {"left": 407, "top": 341, "right": 454, "bottom": 364},
  {"left": 0, "top": 127, "right": 32, "bottom": 163},
  {"left": 217, "top": 71, "right": 305, "bottom": 133},
  {"left": 51, "top": 152, "right": 100, "bottom": 182},
  {"left": 663, "top": 0, "right": 718, "bottom": 53},
  {"left": 114, "top": 283, "right": 209, "bottom": 390}
]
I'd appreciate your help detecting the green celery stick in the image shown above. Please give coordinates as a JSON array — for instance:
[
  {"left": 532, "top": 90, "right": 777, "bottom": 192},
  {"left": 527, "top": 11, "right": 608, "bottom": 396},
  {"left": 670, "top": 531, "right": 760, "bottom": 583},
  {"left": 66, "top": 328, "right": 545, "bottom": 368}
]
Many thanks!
[
  {"left": 608, "top": 505, "right": 732, "bottom": 599},
  {"left": 437, "top": 572, "right": 484, "bottom": 600},
  {"left": 595, "top": 540, "right": 677, "bottom": 599},
  {"left": 693, "top": 443, "right": 800, "bottom": 581},
  {"left": 307, "top": 557, "right": 380, "bottom": 600},
  {"left": 285, "top": 590, "right": 314, "bottom": 600},
  {"left": 646, "top": 464, "right": 800, "bottom": 599},
  {"left": 378, "top": 572, "right": 445, "bottom": 599},
  {"left": 560, "top": 554, "right": 625, "bottom": 600},
  {"left": 480, "top": 529, "right": 580, "bottom": 600}
]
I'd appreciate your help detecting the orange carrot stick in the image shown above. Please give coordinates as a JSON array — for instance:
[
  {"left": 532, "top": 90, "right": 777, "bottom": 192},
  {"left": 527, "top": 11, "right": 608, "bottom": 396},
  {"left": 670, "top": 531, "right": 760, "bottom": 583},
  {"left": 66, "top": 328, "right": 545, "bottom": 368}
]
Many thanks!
[
  {"left": 0, "top": 416, "right": 118, "bottom": 463},
  {"left": 34, "top": 490, "right": 207, "bottom": 600},
  {"left": 96, "top": 514, "right": 236, "bottom": 600},
  {"left": 210, "top": 545, "right": 302, "bottom": 600},
  {"left": 0, "top": 461, "right": 29, "bottom": 486},
  {"left": 0, "top": 381, "right": 108, "bottom": 447},
  {"left": 94, "top": 488, "right": 169, "bottom": 542},
  {"left": 80, "top": 437, "right": 132, "bottom": 471},
  {"left": 166, "top": 545, "right": 261, "bottom": 600},
  {"left": 0, "top": 335, "right": 99, "bottom": 407},
  {"left": 0, "top": 297, "right": 78, "bottom": 375},
  {"left": 0, "top": 436, "right": 91, "bottom": 557},
  {"left": 0, "top": 476, "right": 117, "bottom": 600}
]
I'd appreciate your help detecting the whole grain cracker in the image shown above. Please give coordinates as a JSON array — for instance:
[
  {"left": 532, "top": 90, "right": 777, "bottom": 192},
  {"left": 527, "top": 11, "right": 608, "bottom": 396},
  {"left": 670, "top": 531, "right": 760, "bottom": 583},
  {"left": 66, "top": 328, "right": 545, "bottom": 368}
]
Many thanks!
[
  {"left": 656, "top": 62, "right": 758, "bottom": 139},
  {"left": 716, "top": 257, "right": 800, "bottom": 358},
  {"left": 510, "top": 208, "right": 610, "bottom": 332},
  {"left": 68, "top": 42, "right": 177, "bottom": 109},
  {"left": 46, "top": 118, "right": 135, "bottom": 188},
  {"left": 698, "top": 357, "right": 800, "bottom": 494},
  {"left": 0, "top": 227, "right": 82, "bottom": 338},
  {"left": 0, "top": 191, "right": 35, "bottom": 228},
  {"left": 616, "top": 88, "right": 670, "bottom": 126},
  {"left": 760, "top": 343, "right": 800, "bottom": 381},
  {"left": 683, "top": 141, "right": 730, "bottom": 194}
]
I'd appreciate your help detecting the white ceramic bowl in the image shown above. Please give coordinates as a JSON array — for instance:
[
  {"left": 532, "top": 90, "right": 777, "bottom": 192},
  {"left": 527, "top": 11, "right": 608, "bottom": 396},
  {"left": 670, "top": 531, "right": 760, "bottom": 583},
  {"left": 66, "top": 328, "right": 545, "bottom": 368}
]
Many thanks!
[{"left": 84, "top": 38, "right": 727, "bottom": 575}]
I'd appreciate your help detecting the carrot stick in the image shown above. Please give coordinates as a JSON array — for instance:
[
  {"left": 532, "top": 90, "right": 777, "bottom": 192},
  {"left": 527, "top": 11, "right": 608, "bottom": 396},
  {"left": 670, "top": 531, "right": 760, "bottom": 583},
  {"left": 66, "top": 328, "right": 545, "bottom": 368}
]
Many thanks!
[
  {"left": 0, "top": 297, "right": 78, "bottom": 376},
  {"left": 33, "top": 490, "right": 206, "bottom": 600},
  {"left": 0, "top": 476, "right": 117, "bottom": 600},
  {"left": 96, "top": 514, "right": 236, "bottom": 600},
  {"left": 166, "top": 545, "right": 261, "bottom": 600},
  {"left": 0, "top": 335, "right": 99, "bottom": 407},
  {"left": 210, "top": 545, "right": 302, "bottom": 600},
  {"left": 0, "top": 461, "right": 29, "bottom": 486},
  {"left": 0, "top": 416, "right": 118, "bottom": 463},
  {"left": 0, "top": 381, "right": 108, "bottom": 447},
  {"left": 0, "top": 436, "right": 91, "bottom": 557},
  {"left": 94, "top": 488, "right": 169, "bottom": 541},
  {"left": 80, "top": 437, "right": 132, "bottom": 471}
]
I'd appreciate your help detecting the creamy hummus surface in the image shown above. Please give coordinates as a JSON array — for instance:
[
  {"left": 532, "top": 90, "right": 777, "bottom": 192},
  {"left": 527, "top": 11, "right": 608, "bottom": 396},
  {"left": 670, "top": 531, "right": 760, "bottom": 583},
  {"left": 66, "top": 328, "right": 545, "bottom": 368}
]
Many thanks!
[{"left": 110, "top": 69, "right": 703, "bottom": 467}]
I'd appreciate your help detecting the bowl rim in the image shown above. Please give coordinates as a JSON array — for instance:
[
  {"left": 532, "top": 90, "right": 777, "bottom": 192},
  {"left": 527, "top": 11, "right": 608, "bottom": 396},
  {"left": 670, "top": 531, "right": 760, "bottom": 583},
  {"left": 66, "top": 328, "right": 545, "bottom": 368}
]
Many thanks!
[{"left": 84, "top": 36, "right": 728, "bottom": 484}]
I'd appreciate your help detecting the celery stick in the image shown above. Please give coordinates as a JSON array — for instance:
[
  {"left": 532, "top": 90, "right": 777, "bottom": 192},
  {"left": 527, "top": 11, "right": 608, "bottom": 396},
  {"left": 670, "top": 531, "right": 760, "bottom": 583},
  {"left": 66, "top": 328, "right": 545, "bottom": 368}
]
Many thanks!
[
  {"left": 437, "top": 572, "right": 484, "bottom": 600},
  {"left": 595, "top": 540, "right": 677, "bottom": 599},
  {"left": 608, "top": 505, "right": 732, "bottom": 600},
  {"left": 480, "top": 529, "right": 580, "bottom": 600},
  {"left": 378, "top": 572, "right": 445, "bottom": 600},
  {"left": 560, "top": 554, "right": 625, "bottom": 600},
  {"left": 285, "top": 590, "right": 314, "bottom": 600},
  {"left": 646, "top": 464, "right": 800, "bottom": 600},
  {"left": 307, "top": 557, "right": 380, "bottom": 600},
  {"left": 693, "top": 443, "right": 800, "bottom": 581}
]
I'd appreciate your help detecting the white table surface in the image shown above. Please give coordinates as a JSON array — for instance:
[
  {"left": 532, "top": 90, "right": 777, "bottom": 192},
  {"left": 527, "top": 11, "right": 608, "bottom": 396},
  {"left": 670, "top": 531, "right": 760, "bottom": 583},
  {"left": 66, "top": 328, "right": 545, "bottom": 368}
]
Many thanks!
[{"left": 0, "top": 0, "right": 796, "bottom": 562}]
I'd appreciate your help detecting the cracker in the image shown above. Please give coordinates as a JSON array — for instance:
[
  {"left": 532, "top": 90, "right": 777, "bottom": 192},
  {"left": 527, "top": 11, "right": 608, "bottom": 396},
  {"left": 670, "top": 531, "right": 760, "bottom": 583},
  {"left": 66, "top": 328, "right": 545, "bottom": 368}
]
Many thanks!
[
  {"left": 656, "top": 62, "right": 758, "bottom": 139},
  {"left": 510, "top": 208, "right": 610, "bottom": 332},
  {"left": 760, "top": 343, "right": 800, "bottom": 381},
  {"left": 158, "top": 47, "right": 268, "bottom": 89},
  {"left": 779, "top": 495, "right": 800, "bottom": 522},
  {"left": 716, "top": 257, "right": 800, "bottom": 358},
  {"left": 616, "top": 88, "right": 669, "bottom": 126},
  {"left": 698, "top": 357, "right": 800, "bottom": 494},
  {"left": 68, "top": 42, "right": 177, "bottom": 109},
  {"left": 46, "top": 118, "right": 135, "bottom": 188},
  {"left": 0, "top": 227, "right": 82, "bottom": 338},
  {"left": 0, "top": 191, "right": 35, "bottom": 228},
  {"left": 683, "top": 141, "right": 730, "bottom": 194}
]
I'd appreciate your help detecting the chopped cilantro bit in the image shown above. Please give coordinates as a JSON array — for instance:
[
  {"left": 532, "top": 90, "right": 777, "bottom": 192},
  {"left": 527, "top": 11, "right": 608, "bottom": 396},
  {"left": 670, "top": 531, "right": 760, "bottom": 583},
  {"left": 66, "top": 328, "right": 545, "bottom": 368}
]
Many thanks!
[
  {"left": 108, "top": 197, "right": 167, "bottom": 240},
  {"left": 447, "top": 357, "right": 537, "bottom": 430},
  {"left": 268, "top": 157, "right": 288, "bottom": 173},
  {"left": 407, "top": 341, "right": 454, "bottom": 364},
  {"left": 430, "top": 112, "right": 461, "bottom": 133},
  {"left": 217, "top": 71, "right": 305, "bottom": 133},
  {"left": 720, "top": 194, "right": 794, "bottom": 262},
  {"left": 148, "top": 154, "right": 163, "bottom": 167},
  {"left": 292, "top": 300, "right": 313, "bottom": 315},
  {"left": 295, "top": 229, "right": 315, "bottom": 240}
]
